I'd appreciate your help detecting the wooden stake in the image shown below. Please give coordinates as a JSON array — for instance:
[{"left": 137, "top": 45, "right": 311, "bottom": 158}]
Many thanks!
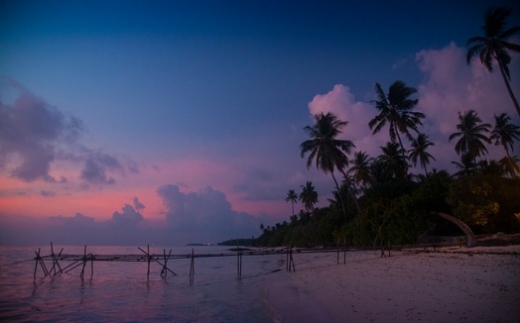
[
  {"left": 80, "top": 245, "right": 87, "bottom": 279},
  {"left": 189, "top": 249, "right": 195, "bottom": 285}
]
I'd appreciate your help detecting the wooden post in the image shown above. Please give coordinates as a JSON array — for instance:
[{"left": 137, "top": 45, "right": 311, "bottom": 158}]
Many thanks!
[
  {"left": 343, "top": 249, "right": 346, "bottom": 264},
  {"left": 138, "top": 246, "right": 176, "bottom": 278},
  {"left": 33, "top": 248, "right": 47, "bottom": 280},
  {"left": 237, "top": 251, "right": 242, "bottom": 277},
  {"left": 80, "top": 245, "right": 87, "bottom": 279},
  {"left": 287, "top": 247, "right": 295, "bottom": 272},
  {"left": 189, "top": 249, "right": 195, "bottom": 284},
  {"left": 147, "top": 245, "right": 151, "bottom": 280},
  {"left": 90, "top": 253, "right": 94, "bottom": 279},
  {"left": 286, "top": 247, "right": 289, "bottom": 272},
  {"left": 33, "top": 248, "right": 39, "bottom": 281},
  {"left": 161, "top": 249, "right": 173, "bottom": 277}
]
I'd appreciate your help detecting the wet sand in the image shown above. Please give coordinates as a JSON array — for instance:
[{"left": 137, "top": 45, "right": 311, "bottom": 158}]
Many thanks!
[{"left": 268, "top": 246, "right": 520, "bottom": 323}]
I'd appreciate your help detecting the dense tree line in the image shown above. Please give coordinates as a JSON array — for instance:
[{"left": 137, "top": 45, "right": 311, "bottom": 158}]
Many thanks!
[{"left": 257, "top": 8, "right": 520, "bottom": 247}]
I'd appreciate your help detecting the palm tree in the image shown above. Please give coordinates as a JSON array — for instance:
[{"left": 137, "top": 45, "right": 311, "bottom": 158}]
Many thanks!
[
  {"left": 490, "top": 113, "right": 520, "bottom": 159},
  {"left": 347, "top": 151, "right": 373, "bottom": 189},
  {"left": 467, "top": 7, "right": 520, "bottom": 116},
  {"left": 452, "top": 153, "right": 477, "bottom": 177},
  {"left": 285, "top": 189, "right": 298, "bottom": 216},
  {"left": 368, "top": 158, "right": 393, "bottom": 184},
  {"left": 408, "top": 133, "right": 436, "bottom": 175},
  {"left": 476, "top": 159, "right": 505, "bottom": 176},
  {"left": 369, "top": 81, "right": 425, "bottom": 163},
  {"left": 499, "top": 155, "right": 520, "bottom": 178},
  {"left": 378, "top": 142, "right": 408, "bottom": 180},
  {"left": 299, "top": 181, "right": 318, "bottom": 212},
  {"left": 449, "top": 110, "right": 491, "bottom": 162},
  {"left": 300, "top": 112, "right": 356, "bottom": 217}
]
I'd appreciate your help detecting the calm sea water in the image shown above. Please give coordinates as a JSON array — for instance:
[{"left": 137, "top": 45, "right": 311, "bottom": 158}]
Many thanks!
[{"left": 0, "top": 245, "right": 299, "bottom": 323}]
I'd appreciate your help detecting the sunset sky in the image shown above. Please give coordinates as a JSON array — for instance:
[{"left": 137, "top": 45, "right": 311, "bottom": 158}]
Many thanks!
[{"left": 1, "top": 0, "right": 519, "bottom": 245}]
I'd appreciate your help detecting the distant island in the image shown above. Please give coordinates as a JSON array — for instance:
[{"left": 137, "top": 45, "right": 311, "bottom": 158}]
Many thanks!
[
  {"left": 183, "top": 243, "right": 212, "bottom": 246},
  {"left": 218, "top": 238, "right": 256, "bottom": 247}
]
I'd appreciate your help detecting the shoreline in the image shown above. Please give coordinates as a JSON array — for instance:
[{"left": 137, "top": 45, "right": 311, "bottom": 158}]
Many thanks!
[{"left": 267, "top": 246, "right": 520, "bottom": 323}]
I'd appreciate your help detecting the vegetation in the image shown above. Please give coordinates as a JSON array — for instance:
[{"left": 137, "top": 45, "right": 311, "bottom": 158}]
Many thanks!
[{"left": 254, "top": 7, "right": 520, "bottom": 248}]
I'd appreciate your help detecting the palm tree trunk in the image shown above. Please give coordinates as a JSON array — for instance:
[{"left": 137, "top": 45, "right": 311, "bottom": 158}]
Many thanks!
[
  {"left": 339, "top": 170, "right": 361, "bottom": 214},
  {"left": 423, "top": 163, "right": 428, "bottom": 176},
  {"left": 330, "top": 171, "right": 347, "bottom": 219},
  {"left": 395, "top": 130, "right": 409, "bottom": 175},
  {"left": 497, "top": 59, "right": 520, "bottom": 117}
]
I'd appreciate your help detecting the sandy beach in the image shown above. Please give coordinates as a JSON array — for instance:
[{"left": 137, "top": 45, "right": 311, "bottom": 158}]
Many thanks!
[{"left": 268, "top": 246, "right": 520, "bottom": 323}]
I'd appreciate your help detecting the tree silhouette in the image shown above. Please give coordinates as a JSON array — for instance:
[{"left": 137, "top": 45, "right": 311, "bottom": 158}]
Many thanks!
[
  {"left": 285, "top": 189, "right": 298, "bottom": 215},
  {"left": 490, "top": 113, "right": 520, "bottom": 158},
  {"left": 300, "top": 112, "right": 356, "bottom": 217},
  {"left": 299, "top": 181, "right": 318, "bottom": 212},
  {"left": 369, "top": 81, "right": 424, "bottom": 167},
  {"left": 408, "top": 133, "right": 436, "bottom": 175},
  {"left": 467, "top": 7, "right": 520, "bottom": 116},
  {"left": 348, "top": 151, "right": 373, "bottom": 189},
  {"left": 378, "top": 142, "right": 408, "bottom": 180},
  {"left": 449, "top": 110, "right": 491, "bottom": 163}
]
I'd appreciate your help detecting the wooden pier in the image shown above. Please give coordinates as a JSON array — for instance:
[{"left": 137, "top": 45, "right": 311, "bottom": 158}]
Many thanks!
[{"left": 31, "top": 242, "right": 387, "bottom": 281}]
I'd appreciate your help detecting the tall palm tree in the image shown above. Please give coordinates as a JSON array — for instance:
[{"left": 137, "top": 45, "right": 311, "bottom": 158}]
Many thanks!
[
  {"left": 490, "top": 113, "right": 520, "bottom": 159},
  {"left": 377, "top": 142, "right": 408, "bottom": 180},
  {"left": 299, "top": 181, "right": 318, "bottom": 212},
  {"left": 369, "top": 80, "right": 425, "bottom": 163},
  {"left": 300, "top": 112, "right": 356, "bottom": 217},
  {"left": 449, "top": 110, "right": 492, "bottom": 162},
  {"left": 467, "top": 7, "right": 520, "bottom": 116},
  {"left": 408, "top": 133, "right": 436, "bottom": 175},
  {"left": 285, "top": 189, "right": 298, "bottom": 216}
]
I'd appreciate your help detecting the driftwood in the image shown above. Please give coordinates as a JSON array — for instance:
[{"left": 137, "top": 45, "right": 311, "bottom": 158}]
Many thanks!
[{"left": 431, "top": 212, "right": 477, "bottom": 248}]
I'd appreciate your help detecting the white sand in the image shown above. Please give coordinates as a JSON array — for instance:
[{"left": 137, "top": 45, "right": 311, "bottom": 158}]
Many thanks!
[{"left": 268, "top": 246, "right": 520, "bottom": 323}]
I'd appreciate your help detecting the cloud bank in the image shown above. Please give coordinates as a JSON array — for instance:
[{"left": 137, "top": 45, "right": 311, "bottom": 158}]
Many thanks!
[
  {"left": 0, "top": 186, "right": 265, "bottom": 245},
  {"left": 0, "top": 79, "right": 137, "bottom": 189}
]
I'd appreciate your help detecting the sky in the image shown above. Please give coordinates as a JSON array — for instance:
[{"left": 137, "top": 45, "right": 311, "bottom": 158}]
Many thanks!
[{"left": 1, "top": 0, "right": 519, "bottom": 246}]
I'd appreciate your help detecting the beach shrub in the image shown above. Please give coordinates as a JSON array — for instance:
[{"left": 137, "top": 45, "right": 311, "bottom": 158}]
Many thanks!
[{"left": 448, "top": 175, "right": 520, "bottom": 233}]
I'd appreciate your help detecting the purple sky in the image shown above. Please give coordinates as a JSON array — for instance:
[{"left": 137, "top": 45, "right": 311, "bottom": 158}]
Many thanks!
[{"left": 1, "top": 0, "right": 519, "bottom": 245}]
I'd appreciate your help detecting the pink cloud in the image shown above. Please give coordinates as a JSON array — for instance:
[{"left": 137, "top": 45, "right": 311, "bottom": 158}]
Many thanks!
[{"left": 308, "top": 84, "right": 385, "bottom": 157}]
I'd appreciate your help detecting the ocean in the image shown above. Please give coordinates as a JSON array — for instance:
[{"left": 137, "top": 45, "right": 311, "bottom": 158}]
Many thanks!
[{"left": 0, "top": 244, "right": 302, "bottom": 323}]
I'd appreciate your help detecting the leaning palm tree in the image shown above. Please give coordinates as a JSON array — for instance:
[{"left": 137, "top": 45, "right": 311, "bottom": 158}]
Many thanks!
[
  {"left": 285, "top": 189, "right": 298, "bottom": 216},
  {"left": 408, "top": 133, "right": 436, "bottom": 175},
  {"left": 449, "top": 110, "right": 492, "bottom": 163},
  {"left": 299, "top": 181, "right": 318, "bottom": 212},
  {"left": 490, "top": 113, "right": 520, "bottom": 159},
  {"left": 347, "top": 151, "right": 373, "bottom": 189},
  {"left": 369, "top": 81, "right": 425, "bottom": 165},
  {"left": 300, "top": 112, "right": 356, "bottom": 217},
  {"left": 467, "top": 7, "right": 520, "bottom": 116}
]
